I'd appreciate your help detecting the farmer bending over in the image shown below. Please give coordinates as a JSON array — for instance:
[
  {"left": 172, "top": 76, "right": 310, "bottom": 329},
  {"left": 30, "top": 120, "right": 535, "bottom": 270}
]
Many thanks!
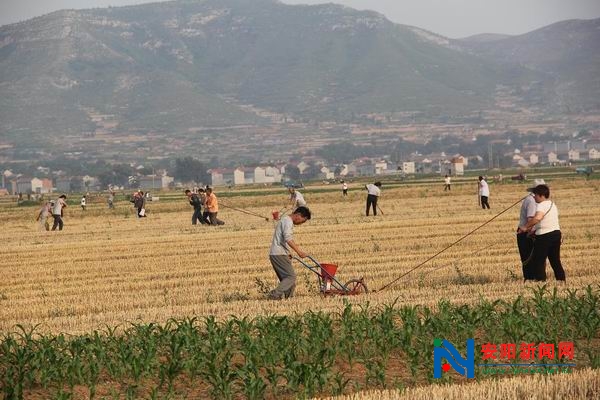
[
  {"left": 268, "top": 206, "right": 311, "bottom": 300},
  {"left": 365, "top": 181, "right": 381, "bottom": 216}
]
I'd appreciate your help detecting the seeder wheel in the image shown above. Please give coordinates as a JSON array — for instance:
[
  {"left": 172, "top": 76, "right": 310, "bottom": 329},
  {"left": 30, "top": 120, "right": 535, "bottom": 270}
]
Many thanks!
[{"left": 344, "top": 279, "right": 368, "bottom": 294}]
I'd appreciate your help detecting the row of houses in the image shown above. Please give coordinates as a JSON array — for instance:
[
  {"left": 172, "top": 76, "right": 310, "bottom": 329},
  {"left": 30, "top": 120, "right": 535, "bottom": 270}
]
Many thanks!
[
  {"left": 209, "top": 165, "right": 284, "bottom": 186},
  {"left": 1, "top": 172, "right": 175, "bottom": 194},
  {"left": 206, "top": 156, "right": 467, "bottom": 186},
  {"left": 8, "top": 146, "right": 595, "bottom": 193},
  {"left": 511, "top": 148, "right": 600, "bottom": 168}
]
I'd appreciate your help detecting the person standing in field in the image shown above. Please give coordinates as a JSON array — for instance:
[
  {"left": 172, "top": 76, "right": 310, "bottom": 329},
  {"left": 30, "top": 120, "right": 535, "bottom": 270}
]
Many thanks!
[
  {"left": 131, "top": 191, "right": 146, "bottom": 217},
  {"left": 444, "top": 175, "right": 451, "bottom": 191},
  {"left": 478, "top": 176, "right": 490, "bottom": 209},
  {"left": 268, "top": 206, "right": 311, "bottom": 300},
  {"left": 518, "top": 184, "right": 565, "bottom": 282},
  {"left": 80, "top": 195, "right": 86, "bottom": 211},
  {"left": 51, "top": 194, "right": 67, "bottom": 231},
  {"left": 205, "top": 187, "right": 224, "bottom": 225},
  {"left": 107, "top": 191, "right": 115, "bottom": 209},
  {"left": 200, "top": 189, "right": 210, "bottom": 224},
  {"left": 341, "top": 181, "right": 348, "bottom": 196},
  {"left": 185, "top": 189, "right": 207, "bottom": 225},
  {"left": 36, "top": 200, "right": 52, "bottom": 231},
  {"left": 365, "top": 181, "right": 382, "bottom": 216},
  {"left": 516, "top": 179, "right": 546, "bottom": 279},
  {"left": 288, "top": 186, "right": 307, "bottom": 210}
]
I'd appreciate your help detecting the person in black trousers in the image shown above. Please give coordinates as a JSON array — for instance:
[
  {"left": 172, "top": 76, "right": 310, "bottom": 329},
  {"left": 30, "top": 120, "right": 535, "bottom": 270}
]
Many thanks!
[
  {"left": 518, "top": 184, "right": 565, "bottom": 282},
  {"left": 365, "top": 181, "right": 382, "bottom": 216},
  {"left": 185, "top": 189, "right": 207, "bottom": 225}
]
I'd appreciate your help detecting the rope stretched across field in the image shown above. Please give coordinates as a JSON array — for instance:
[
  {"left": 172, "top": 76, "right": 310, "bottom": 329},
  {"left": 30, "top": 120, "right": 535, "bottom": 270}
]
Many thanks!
[
  {"left": 219, "top": 201, "right": 271, "bottom": 221},
  {"left": 377, "top": 195, "right": 527, "bottom": 292}
]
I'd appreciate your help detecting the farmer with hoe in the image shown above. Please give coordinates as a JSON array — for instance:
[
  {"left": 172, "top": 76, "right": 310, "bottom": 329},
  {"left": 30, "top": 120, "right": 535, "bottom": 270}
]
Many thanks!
[
  {"left": 267, "top": 206, "right": 312, "bottom": 300},
  {"left": 365, "top": 181, "right": 382, "bottom": 216}
]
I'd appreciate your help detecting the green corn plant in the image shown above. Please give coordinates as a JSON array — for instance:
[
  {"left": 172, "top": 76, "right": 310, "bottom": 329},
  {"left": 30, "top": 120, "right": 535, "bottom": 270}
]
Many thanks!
[
  {"left": 364, "top": 358, "right": 387, "bottom": 388},
  {"left": 236, "top": 361, "right": 267, "bottom": 400},
  {"left": 331, "top": 371, "right": 351, "bottom": 396}
]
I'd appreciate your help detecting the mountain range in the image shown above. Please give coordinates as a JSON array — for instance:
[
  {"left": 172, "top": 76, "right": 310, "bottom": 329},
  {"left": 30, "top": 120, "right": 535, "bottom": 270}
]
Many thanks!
[{"left": 0, "top": 0, "right": 598, "bottom": 153}]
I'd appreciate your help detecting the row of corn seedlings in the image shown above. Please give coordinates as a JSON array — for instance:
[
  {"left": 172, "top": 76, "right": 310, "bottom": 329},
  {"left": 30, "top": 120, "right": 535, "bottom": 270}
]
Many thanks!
[{"left": 1, "top": 286, "right": 599, "bottom": 399}]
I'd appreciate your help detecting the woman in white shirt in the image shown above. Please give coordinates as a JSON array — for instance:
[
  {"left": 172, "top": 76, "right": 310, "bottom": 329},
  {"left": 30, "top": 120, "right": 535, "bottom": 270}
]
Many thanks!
[{"left": 517, "top": 184, "right": 565, "bottom": 282}]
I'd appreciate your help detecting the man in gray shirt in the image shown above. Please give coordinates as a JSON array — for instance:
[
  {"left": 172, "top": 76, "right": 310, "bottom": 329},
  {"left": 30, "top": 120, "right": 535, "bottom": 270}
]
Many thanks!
[{"left": 268, "top": 206, "right": 311, "bottom": 300}]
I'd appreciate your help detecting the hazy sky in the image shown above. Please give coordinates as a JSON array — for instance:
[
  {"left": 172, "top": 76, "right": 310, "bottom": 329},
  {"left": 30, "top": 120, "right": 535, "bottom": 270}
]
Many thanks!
[{"left": 1, "top": 0, "right": 599, "bottom": 38}]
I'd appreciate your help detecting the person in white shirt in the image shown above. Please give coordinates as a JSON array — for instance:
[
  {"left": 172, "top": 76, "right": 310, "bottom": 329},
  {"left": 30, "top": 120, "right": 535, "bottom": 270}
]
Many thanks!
[
  {"left": 51, "top": 195, "right": 67, "bottom": 231},
  {"left": 81, "top": 195, "right": 86, "bottom": 211},
  {"left": 365, "top": 181, "right": 382, "bottom": 216},
  {"left": 268, "top": 206, "right": 311, "bottom": 300},
  {"left": 342, "top": 181, "right": 348, "bottom": 196},
  {"left": 518, "top": 184, "right": 565, "bottom": 282},
  {"left": 444, "top": 175, "right": 451, "bottom": 191},
  {"left": 288, "top": 187, "right": 306, "bottom": 209},
  {"left": 478, "top": 176, "right": 490, "bottom": 209}
]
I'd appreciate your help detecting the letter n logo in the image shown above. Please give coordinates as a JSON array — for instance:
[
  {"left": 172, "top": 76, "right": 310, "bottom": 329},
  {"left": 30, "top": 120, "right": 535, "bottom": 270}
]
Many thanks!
[{"left": 433, "top": 338, "right": 475, "bottom": 378}]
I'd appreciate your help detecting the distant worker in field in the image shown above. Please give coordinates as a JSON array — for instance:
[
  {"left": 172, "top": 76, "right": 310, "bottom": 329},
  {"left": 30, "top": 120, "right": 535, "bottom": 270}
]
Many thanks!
[
  {"left": 518, "top": 184, "right": 565, "bottom": 282},
  {"left": 138, "top": 191, "right": 147, "bottom": 217},
  {"left": 288, "top": 186, "right": 307, "bottom": 210},
  {"left": 444, "top": 175, "right": 451, "bottom": 191},
  {"left": 365, "top": 181, "right": 382, "bottom": 216},
  {"left": 516, "top": 179, "right": 546, "bottom": 279},
  {"left": 36, "top": 200, "right": 52, "bottom": 231},
  {"left": 131, "top": 191, "right": 146, "bottom": 217},
  {"left": 51, "top": 194, "right": 67, "bottom": 231},
  {"left": 478, "top": 176, "right": 490, "bottom": 209},
  {"left": 267, "top": 206, "right": 312, "bottom": 300},
  {"left": 199, "top": 189, "right": 210, "bottom": 224},
  {"left": 107, "top": 191, "right": 115, "bottom": 209},
  {"left": 205, "top": 187, "right": 225, "bottom": 225},
  {"left": 185, "top": 189, "right": 207, "bottom": 225},
  {"left": 80, "top": 195, "right": 86, "bottom": 211},
  {"left": 341, "top": 181, "right": 348, "bottom": 196}
]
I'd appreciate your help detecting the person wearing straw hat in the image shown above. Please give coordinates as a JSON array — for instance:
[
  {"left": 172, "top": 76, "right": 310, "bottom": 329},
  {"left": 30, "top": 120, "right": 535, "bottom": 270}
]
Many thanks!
[
  {"left": 518, "top": 184, "right": 566, "bottom": 282},
  {"left": 267, "top": 206, "right": 311, "bottom": 300},
  {"left": 517, "top": 178, "right": 546, "bottom": 280}
]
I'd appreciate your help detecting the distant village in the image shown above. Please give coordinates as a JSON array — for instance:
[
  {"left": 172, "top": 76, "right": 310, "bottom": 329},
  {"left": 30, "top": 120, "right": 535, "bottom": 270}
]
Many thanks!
[{"left": 1, "top": 138, "right": 599, "bottom": 196}]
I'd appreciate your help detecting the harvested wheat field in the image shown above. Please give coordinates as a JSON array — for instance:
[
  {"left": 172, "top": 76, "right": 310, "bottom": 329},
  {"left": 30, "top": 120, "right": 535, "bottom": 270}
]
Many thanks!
[
  {"left": 1, "top": 176, "right": 599, "bottom": 399},
  {"left": 325, "top": 368, "right": 600, "bottom": 400}
]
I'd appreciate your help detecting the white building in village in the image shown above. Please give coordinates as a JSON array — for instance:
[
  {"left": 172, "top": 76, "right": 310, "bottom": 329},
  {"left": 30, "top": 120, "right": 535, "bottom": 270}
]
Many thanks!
[
  {"left": 568, "top": 149, "right": 580, "bottom": 161},
  {"left": 401, "top": 162, "right": 415, "bottom": 174}
]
